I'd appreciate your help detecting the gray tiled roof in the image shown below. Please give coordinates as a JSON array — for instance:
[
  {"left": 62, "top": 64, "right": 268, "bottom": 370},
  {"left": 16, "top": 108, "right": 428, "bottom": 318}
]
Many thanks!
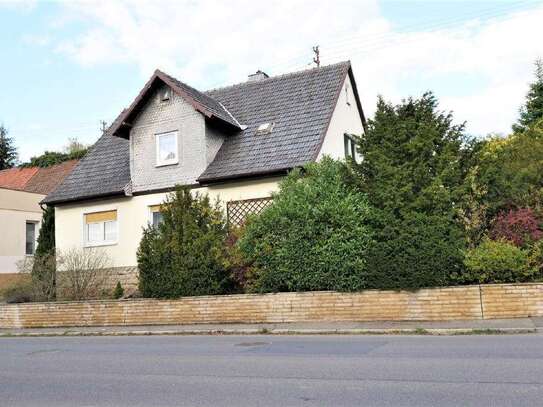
[
  {"left": 158, "top": 70, "right": 241, "bottom": 129},
  {"left": 43, "top": 130, "right": 130, "bottom": 204},
  {"left": 200, "top": 61, "right": 350, "bottom": 181},
  {"left": 44, "top": 61, "right": 353, "bottom": 204}
]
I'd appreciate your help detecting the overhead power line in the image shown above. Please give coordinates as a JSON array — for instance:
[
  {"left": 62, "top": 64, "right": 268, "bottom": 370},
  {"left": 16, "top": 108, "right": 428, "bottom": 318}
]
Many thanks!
[{"left": 264, "top": 0, "right": 539, "bottom": 75}]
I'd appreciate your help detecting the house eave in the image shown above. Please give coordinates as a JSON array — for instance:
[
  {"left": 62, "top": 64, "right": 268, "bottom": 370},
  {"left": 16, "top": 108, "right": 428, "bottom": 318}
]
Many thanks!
[{"left": 197, "top": 167, "right": 292, "bottom": 186}]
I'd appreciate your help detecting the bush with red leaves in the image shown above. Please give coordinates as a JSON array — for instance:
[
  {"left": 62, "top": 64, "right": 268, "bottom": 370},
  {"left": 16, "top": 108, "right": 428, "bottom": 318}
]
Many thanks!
[{"left": 489, "top": 208, "right": 543, "bottom": 247}]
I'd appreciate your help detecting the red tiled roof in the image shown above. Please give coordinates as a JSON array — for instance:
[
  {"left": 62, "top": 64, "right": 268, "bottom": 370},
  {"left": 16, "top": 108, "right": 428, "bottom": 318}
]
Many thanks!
[
  {"left": 0, "top": 160, "right": 79, "bottom": 195},
  {"left": 0, "top": 167, "right": 39, "bottom": 191},
  {"left": 25, "top": 160, "right": 79, "bottom": 195}
]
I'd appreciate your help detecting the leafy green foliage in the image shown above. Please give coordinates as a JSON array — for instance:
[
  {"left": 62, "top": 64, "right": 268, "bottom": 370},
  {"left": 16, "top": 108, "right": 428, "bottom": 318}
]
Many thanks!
[
  {"left": 364, "top": 211, "right": 466, "bottom": 289},
  {"left": 513, "top": 59, "right": 543, "bottom": 133},
  {"left": 238, "top": 158, "right": 374, "bottom": 293},
  {"left": 459, "top": 239, "right": 535, "bottom": 284},
  {"left": 113, "top": 281, "right": 124, "bottom": 299},
  {"left": 528, "top": 239, "right": 543, "bottom": 277},
  {"left": 0, "top": 125, "right": 18, "bottom": 170},
  {"left": 138, "top": 186, "right": 232, "bottom": 298},
  {"left": 35, "top": 206, "right": 55, "bottom": 258},
  {"left": 354, "top": 92, "right": 472, "bottom": 215},
  {"left": 223, "top": 226, "right": 251, "bottom": 293},
  {"left": 31, "top": 205, "right": 56, "bottom": 300},
  {"left": 466, "top": 123, "right": 543, "bottom": 239},
  {"left": 21, "top": 137, "right": 88, "bottom": 168},
  {"left": 21, "top": 149, "right": 87, "bottom": 168},
  {"left": 352, "top": 92, "right": 470, "bottom": 288}
]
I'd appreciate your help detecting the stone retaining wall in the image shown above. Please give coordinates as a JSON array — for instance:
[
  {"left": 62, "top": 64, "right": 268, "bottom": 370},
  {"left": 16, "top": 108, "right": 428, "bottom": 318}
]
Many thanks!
[{"left": 1, "top": 283, "right": 541, "bottom": 329}]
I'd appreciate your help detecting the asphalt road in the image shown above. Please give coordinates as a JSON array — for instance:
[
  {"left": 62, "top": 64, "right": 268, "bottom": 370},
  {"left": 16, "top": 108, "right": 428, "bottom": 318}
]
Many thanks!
[{"left": 1, "top": 334, "right": 543, "bottom": 406}]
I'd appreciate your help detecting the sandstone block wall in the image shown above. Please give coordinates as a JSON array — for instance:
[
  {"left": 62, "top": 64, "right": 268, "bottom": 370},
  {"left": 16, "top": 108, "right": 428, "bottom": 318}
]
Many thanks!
[{"left": 1, "top": 283, "right": 542, "bottom": 329}]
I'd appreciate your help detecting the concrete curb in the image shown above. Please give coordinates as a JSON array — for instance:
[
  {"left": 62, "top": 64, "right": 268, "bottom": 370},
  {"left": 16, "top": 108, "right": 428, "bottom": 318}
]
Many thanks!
[{"left": 0, "top": 327, "right": 537, "bottom": 337}]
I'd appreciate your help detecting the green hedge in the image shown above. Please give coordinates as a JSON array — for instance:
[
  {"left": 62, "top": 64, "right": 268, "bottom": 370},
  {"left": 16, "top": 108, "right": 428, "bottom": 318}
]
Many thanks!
[
  {"left": 363, "top": 210, "right": 466, "bottom": 290},
  {"left": 238, "top": 158, "right": 374, "bottom": 292},
  {"left": 137, "top": 186, "right": 232, "bottom": 298},
  {"left": 458, "top": 238, "right": 539, "bottom": 284}
]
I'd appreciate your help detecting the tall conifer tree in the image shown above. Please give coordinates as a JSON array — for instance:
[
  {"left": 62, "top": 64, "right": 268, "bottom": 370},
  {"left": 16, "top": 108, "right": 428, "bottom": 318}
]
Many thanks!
[
  {"left": 0, "top": 125, "right": 18, "bottom": 170},
  {"left": 514, "top": 59, "right": 543, "bottom": 133}
]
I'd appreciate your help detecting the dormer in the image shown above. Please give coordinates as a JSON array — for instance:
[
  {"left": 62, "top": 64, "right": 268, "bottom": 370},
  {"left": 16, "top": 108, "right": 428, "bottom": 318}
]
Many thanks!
[{"left": 108, "top": 70, "right": 242, "bottom": 193}]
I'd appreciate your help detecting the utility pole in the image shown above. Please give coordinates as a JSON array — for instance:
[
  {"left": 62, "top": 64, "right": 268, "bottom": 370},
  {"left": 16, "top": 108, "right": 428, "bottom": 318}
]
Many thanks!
[
  {"left": 100, "top": 120, "right": 108, "bottom": 135},
  {"left": 312, "top": 45, "right": 320, "bottom": 68}
]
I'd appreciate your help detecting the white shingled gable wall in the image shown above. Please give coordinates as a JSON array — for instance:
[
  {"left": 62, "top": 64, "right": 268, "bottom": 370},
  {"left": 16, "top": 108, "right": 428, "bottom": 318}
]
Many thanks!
[
  {"left": 129, "top": 83, "right": 226, "bottom": 193},
  {"left": 318, "top": 74, "right": 364, "bottom": 160}
]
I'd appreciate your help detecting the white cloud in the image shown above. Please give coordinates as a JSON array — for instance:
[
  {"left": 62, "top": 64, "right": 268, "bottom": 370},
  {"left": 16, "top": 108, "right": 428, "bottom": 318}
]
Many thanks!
[
  {"left": 52, "top": 0, "right": 380, "bottom": 83},
  {"left": 21, "top": 33, "right": 51, "bottom": 46},
  {"left": 0, "top": 0, "right": 37, "bottom": 11},
  {"left": 338, "top": 7, "right": 543, "bottom": 136},
  {"left": 50, "top": 0, "right": 543, "bottom": 136}
]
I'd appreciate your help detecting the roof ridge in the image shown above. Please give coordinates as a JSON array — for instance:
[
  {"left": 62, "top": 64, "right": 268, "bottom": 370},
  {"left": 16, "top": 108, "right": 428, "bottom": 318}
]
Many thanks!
[{"left": 205, "top": 60, "right": 351, "bottom": 94}]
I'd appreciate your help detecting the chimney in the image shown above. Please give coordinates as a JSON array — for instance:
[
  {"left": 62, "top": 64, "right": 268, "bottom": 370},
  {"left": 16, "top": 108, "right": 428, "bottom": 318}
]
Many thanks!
[{"left": 248, "top": 70, "right": 269, "bottom": 82}]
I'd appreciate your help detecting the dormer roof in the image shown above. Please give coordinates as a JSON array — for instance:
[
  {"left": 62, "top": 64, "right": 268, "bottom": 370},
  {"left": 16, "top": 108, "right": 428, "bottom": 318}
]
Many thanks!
[{"left": 110, "top": 69, "right": 241, "bottom": 139}]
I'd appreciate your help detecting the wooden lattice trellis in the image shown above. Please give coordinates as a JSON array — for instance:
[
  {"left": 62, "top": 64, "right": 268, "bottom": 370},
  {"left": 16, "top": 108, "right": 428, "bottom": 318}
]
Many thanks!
[{"left": 227, "top": 197, "right": 273, "bottom": 227}]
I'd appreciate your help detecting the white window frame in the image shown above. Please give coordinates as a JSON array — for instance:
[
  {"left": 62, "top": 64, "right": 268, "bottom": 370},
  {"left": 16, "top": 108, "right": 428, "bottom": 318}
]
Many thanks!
[
  {"left": 155, "top": 131, "right": 179, "bottom": 167},
  {"left": 344, "top": 133, "right": 361, "bottom": 163},
  {"left": 148, "top": 205, "right": 164, "bottom": 228},
  {"left": 83, "top": 211, "right": 119, "bottom": 248}
]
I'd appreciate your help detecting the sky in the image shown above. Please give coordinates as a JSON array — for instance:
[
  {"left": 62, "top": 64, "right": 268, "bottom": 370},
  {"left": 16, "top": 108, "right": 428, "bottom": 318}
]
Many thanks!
[{"left": 1, "top": 0, "right": 542, "bottom": 162}]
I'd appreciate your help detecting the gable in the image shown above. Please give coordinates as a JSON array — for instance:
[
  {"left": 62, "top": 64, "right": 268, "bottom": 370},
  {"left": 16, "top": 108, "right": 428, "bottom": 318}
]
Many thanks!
[
  {"left": 110, "top": 70, "right": 241, "bottom": 139},
  {"left": 129, "top": 83, "right": 214, "bottom": 192},
  {"left": 318, "top": 73, "right": 366, "bottom": 160}
]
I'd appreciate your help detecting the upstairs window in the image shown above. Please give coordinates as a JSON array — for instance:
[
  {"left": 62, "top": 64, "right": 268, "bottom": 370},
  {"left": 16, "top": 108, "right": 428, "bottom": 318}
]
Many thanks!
[
  {"left": 85, "top": 210, "right": 118, "bottom": 246},
  {"left": 156, "top": 131, "right": 179, "bottom": 167},
  {"left": 344, "top": 134, "right": 360, "bottom": 163},
  {"left": 25, "top": 221, "right": 37, "bottom": 255}
]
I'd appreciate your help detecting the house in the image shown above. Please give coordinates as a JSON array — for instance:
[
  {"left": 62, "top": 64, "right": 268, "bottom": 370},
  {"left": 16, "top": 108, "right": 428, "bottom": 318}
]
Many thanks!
[
  {"left": 0, "top": 160, "right": 78, "bottom": 277},
  {"left": 43, "top": 61, "right": 366, "bottom": 291}
]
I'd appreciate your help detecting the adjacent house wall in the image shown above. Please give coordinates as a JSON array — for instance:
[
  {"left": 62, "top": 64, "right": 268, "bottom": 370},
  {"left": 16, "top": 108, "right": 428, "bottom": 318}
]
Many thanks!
[
  {"left": 0, "top": 188, "right": 43, "bottom": 274},
  {"left": 318, "top": 74, "right": 365, "bottom": 160},
  {"left": 54, "top": 177, "right": 282, "bottom": 269},
  {"left": 130, "top": 84, "right": 225, "bottom": 193}
]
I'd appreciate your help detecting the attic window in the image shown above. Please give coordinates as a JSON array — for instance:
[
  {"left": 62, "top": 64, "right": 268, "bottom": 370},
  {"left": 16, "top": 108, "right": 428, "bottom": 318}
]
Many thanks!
[
  {"left": 156, "top": 131, "right": 179, "bottom": 166},
  {"left": 256, "top": 122, "right": 274, "bottom": 135},
  {"left": 160, "top": 88, "right": 171, "bottom": 102}
]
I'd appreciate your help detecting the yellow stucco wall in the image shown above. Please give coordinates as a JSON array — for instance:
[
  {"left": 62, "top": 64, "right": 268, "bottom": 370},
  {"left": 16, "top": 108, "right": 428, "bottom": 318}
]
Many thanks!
[
  {"left": 0, "top": 188, "right": 44, "bottom": 274},
  {"left": 55, "top": 177, "right": 282, "bottom": 268}
]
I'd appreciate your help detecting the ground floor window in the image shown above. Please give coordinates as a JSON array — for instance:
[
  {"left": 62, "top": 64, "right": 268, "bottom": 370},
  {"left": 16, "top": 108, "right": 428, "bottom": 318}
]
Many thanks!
[
  {"left": 25, "top": 221, "right": 37, "bottom": 255},
  {"left": 84, "top": 210, "right": 118, "bottom": 246},
  {"left": 149, "top": 205, "right": 164, "bottom": 228},
  {"left": 227, "top": 197, "right": 273, "bottom": 227}
]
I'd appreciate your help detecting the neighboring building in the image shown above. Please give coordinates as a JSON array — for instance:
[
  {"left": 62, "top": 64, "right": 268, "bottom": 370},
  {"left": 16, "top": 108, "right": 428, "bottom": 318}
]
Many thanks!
[
  {"left": 43, "top": 61, "right": 366, "bottom": 289},
  {"left": 0, "top": 161, "right": 78, "bottom": 274}
]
